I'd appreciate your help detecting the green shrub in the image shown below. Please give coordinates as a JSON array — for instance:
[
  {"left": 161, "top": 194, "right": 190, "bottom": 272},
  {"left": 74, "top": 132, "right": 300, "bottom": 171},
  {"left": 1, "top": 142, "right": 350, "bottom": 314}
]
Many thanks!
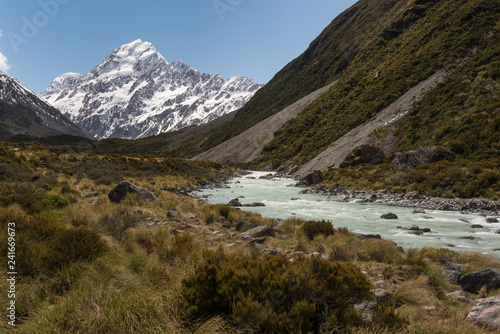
[
  {"left": 41, "top": 183, "right": 53, "bottom": 190},
  {"left": 0, "top": 184, "right": 46, "bottom": 214},
  {"left": 181, "top": 248, "right": 371, "bottom": 333},
  {"left": 43, "top": 194, "right": 69, "bottom": 208},
  {"left": 214, "top": 204, "right": 231, "bottom": 219},
  {"left": 302, "top": 220, "right": 335, "bottom": 240}
]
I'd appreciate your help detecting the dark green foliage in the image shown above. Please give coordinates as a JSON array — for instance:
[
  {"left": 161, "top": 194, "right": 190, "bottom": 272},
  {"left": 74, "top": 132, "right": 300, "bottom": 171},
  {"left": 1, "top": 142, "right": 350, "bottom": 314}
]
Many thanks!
[
  {"left": 251, "top": 0, "right": 500, "bottom": 169},
  {"left": 43, "top": 194, "right": 69, "bottom": 208},
  {"left": 324, "top": 161, "right": 500, "bottom": 199},
  {"left": 0, "top": 212, "right": 106, "bottom": 277},
  {"left": 302, "top": 220, "right": 335, "bottom": 240},
  {"left": 0, "top": 184, "right": 46, "bottom": 214},
  {"left": 182, "top": 248, "right": 371, "bottom": 333}
]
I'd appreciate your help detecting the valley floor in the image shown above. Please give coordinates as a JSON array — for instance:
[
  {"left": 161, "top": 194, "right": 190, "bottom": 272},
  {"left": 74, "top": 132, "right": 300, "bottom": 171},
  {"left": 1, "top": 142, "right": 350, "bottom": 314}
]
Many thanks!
[{"left": 1, "top": 142, "right": 499, "bottom": 333}]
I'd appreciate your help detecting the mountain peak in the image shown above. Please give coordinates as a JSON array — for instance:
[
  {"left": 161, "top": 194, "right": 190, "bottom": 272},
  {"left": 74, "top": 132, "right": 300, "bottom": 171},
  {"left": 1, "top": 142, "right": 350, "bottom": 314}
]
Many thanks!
[
  {"left": 40, "top": 40, "right": 262, "bottom": 140},
  {"left": 114, "top": 39, "right": 159, "bottom": 59}
]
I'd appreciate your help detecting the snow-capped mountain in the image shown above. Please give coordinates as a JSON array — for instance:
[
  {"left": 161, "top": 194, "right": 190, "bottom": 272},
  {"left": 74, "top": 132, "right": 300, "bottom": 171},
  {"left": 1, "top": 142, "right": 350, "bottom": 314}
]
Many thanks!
[
  {"left": 40, "top": 39, "right": 263, "bottom": 140},
  {"left": 0, "top": 71, "right": 93, "bottom": 139}
]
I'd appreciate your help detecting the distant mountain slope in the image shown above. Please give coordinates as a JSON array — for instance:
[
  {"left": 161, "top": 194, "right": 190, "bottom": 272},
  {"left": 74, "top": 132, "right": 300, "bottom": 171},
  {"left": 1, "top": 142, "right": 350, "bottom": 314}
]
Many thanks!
[
  {"left": 40, "top": 39, "right": 262, "bottom": 140},
  {"left": 0, "top": 72, "right": 92, "bottom": 139},
  {"left": 194, "top": 82, "right": 336, "bottom": 164},
  {"left": 174, "top": 0, "right": 409, "bottom": 156}
]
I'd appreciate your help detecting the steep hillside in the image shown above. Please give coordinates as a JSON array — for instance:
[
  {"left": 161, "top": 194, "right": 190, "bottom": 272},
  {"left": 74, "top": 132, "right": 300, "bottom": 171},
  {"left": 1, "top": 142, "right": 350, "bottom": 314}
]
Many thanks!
[
  {"left": 173, "top": 0, "right": 408, "bottom": 157},
  {"left": 254, "top": 0, "right": 499, "bottom": 169},
  {"left": 194, "top": 82, "right": 336, "bottom": 163},
  {"left": 0, "top": 72, "right": 92, "bottom": 139},
  {"left": 40, "top": 39, "right": 262, "bottom": 140}
]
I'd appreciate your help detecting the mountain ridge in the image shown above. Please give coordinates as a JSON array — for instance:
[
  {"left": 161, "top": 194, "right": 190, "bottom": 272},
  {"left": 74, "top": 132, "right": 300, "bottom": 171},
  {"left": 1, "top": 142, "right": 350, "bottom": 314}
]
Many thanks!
[
  {"left": 0, "top": 71, "right": 93, "bottom": 139},
  {"left": 40, "top": 39, "right": 262, "bottom": 140}
]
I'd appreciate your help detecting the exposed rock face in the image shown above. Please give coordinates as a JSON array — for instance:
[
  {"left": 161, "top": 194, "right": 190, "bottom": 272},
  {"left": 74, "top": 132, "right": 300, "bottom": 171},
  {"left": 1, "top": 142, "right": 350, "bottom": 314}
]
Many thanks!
[
  {"left": 340, "top": 145, "right": 386, "bottom": 168},
  {"left": 459, "top": 269, "right": 500, "bottom": 293},
  {"left": 300, "top": 170, "right": 324, "bottom": 187},
  {"left": 108, "top": 181, "right": 159, "bottom": 203},
  {"left": 391, "top": 146, "right": 455, "bottom": 169},
  {"left": 466, "top": 294, "right": 500, "bottom": 331}
]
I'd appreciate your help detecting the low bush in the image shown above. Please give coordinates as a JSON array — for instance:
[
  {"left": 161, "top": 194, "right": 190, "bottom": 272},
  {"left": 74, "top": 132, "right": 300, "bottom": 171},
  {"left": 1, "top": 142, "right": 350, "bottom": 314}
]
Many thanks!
[
  {"left": 302, "top": 220, "right": 335, "bottom": 240},
  {"left": 181, "top": 248, "right": 371, "bottom": 333},
  {"left": 0, "top": 212, "right": 106, "bottom": 277},
  {"left": 43, "top": 194, "right": 69, "bottom": 208},
  {"left": 98, "top": 208, "right": 146, "bottom": 240},
  {"left": 214, "top": 204, "right": 231, "bottom": 219}
]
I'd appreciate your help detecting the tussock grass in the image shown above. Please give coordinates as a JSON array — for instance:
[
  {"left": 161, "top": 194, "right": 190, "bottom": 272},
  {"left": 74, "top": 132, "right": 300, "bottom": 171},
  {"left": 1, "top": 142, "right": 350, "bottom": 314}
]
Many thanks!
[{"left": 2, "top": 143, "right": 500, "bottom": 333}]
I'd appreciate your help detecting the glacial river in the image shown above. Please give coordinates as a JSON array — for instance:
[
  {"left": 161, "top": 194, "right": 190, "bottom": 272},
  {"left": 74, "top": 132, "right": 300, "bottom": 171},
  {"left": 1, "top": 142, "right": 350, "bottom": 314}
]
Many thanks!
[{"left": 194, "top": 171, "right": 500, "bottom": 259}]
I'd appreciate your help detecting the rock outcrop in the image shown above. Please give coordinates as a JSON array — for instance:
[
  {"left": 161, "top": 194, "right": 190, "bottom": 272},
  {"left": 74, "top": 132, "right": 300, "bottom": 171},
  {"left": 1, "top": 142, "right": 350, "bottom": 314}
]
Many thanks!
[
  {"left": 459, "top": 268, "right": 500, "bottom": 293},
  {"left": 391, "top": 146, "right": 455, "bottom": 170},
  {"left": 466, "top": 294, "right": 500, "bottom": 331},
  {"left": 340, "top": 145, "right": 386, "bottom": 168},
  {"left": 300, "top": 170, "right": 325, "bottom": 187},
  {"left": 108, "top": 181, "right": 159, "bottom": 203}
]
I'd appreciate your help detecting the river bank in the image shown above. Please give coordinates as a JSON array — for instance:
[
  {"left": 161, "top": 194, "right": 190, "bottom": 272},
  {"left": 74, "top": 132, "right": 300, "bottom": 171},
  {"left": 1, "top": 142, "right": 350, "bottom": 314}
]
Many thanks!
[{"left": 299, "top": 183, "right": 500, "bottom": 218}]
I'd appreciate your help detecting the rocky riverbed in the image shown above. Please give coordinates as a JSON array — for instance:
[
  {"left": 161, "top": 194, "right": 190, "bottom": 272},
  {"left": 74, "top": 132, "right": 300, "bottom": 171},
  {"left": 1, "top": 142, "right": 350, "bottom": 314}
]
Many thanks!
[{"left": 300, "top": 183, "right": 500, "bottom": 217}]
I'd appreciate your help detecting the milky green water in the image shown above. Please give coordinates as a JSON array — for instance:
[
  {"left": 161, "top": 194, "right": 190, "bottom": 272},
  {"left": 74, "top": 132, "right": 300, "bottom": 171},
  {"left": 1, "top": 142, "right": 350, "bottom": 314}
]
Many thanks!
[{"left": 194, "top": 171, "right": 500, "bottom": 259}]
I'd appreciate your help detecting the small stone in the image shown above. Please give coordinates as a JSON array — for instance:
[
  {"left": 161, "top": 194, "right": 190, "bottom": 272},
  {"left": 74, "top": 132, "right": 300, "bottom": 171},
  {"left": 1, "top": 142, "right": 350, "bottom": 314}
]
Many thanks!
[
  {"left": 167, "top": 211, "right": 179, "bottom": 218},
  {"left": 374, "top": 280, "right": 389, "bottom": 289},
  {"left": 471, "top": 224, "right": 484, "bottom": 229},
  {"left": 372, "top": 289, "right": 394, "bottom": 298},
  {"left": 405, "top": 224, "right": 420, "bottom": 231},
  {"left": 486, "top": 218, "right": 499, "bottom": 223},
  {"left": 381, "top": 213, "right": 398, "bottom": 219}
]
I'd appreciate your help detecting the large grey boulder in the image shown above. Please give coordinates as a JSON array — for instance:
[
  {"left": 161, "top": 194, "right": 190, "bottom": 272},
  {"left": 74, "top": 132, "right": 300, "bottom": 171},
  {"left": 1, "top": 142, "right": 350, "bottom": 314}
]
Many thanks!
[
  {"left": 108, "top": 181, "right": 159, "bottom": 203},
  {"left": 240, "top": 225, "right": 276, "bottom": 238},
  {"left": 391, "top": 146, "right": 455, "bottom": 169},
  {"left": 300, "top": 170, "right": 324, "bottom": 186},
  {"left": 466, "top": 294, "right": 500, "bottom": 331},
  {"left": 459, "top": 268, "right": 500, "bottom": 293},
  {"left": 340, "top": 144, "right": 386, "bottom": 168}
]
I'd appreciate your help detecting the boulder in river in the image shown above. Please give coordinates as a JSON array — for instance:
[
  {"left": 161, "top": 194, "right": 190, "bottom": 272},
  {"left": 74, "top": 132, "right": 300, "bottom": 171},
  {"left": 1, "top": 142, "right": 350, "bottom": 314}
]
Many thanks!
[
  {"left": 228, "top": 198, "right": 243, "bottom": 206},
  {"left": 108, "top": 181, "right": 159, "bottom": 203},
  {"left": 381, "top": 213, "right": 398, "bottom": 220}
]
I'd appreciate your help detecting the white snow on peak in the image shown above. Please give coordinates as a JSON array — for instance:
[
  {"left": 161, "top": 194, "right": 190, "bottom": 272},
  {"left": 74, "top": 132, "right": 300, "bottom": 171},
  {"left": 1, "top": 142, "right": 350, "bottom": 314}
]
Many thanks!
[{"left": 39, "top": 40, "right": 263, "bottom": 140}]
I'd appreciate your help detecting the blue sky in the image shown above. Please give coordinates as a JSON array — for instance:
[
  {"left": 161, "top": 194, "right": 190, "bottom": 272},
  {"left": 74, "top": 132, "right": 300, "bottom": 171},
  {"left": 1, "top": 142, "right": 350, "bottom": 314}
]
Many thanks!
[{"left": 0, "top": 0, "right": 357, "bottom": 93}]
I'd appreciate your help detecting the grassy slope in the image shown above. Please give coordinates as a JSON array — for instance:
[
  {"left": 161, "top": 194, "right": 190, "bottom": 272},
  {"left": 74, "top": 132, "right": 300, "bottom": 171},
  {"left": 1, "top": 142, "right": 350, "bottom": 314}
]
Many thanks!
[
  {"left": 170, "top": 0, "right": 408, "bottom": 158},
  {"left": 1, "top": 142, "right": 500, "bottom": 333},
  {"left": 255, "top": 0, "right": 500, "bottom": 169}
]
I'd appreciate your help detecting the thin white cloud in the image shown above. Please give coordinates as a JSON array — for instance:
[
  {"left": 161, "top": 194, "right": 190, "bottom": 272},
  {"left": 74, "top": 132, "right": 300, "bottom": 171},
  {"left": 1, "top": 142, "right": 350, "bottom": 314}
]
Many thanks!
[{"left": 0, "top": 30, "right": 11, "bottom": 72}]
